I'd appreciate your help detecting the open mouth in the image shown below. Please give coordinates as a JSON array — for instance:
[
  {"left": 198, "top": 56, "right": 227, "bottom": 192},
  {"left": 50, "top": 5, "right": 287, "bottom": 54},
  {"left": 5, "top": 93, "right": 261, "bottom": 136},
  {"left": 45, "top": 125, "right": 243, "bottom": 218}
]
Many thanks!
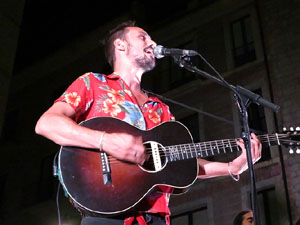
[{"left": 144, "top": 46, "right": 154, "bottom": 58}]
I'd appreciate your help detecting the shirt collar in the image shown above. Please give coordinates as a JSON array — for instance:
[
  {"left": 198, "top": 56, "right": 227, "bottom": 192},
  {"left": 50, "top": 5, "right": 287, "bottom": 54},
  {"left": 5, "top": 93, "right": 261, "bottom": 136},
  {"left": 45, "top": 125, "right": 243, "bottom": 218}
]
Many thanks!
[
  {"left": 105, "top": 72, "right": 121, "bottom": 79},
  {"left": 106, "top": 72, "right": 161, "bottom": 104}
]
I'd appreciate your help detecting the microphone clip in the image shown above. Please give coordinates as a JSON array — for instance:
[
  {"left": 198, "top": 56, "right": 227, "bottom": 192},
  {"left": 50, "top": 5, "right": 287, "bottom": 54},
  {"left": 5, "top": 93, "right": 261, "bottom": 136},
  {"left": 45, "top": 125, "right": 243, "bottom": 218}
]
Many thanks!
[{"left": 172, "top": 55, "right": 192, "bottom": 68}]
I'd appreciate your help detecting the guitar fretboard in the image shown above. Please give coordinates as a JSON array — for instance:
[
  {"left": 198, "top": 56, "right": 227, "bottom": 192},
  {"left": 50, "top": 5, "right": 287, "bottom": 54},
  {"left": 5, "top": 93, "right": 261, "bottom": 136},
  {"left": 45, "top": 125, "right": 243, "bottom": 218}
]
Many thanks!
[{"left": 165, "top": 133, "right": 285, "bottom": 162}]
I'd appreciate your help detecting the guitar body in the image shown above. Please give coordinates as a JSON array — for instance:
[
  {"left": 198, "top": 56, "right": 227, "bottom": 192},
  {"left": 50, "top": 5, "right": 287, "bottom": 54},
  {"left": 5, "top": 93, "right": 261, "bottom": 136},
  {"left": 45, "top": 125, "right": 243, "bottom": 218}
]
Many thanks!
[{"left": 58, "top": 117, "right": 198, "bottom": 215}]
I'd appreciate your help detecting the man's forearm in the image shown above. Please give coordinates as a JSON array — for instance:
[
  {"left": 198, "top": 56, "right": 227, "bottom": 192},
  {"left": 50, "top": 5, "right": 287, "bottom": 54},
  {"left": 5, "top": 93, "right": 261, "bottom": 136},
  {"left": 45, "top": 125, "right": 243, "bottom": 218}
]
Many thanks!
[
  {"left": 35, "top": 112, "right": 102, "bottom": 149},
  {"left": 197, "top": 159, "right": 230, "bottom": 179}
]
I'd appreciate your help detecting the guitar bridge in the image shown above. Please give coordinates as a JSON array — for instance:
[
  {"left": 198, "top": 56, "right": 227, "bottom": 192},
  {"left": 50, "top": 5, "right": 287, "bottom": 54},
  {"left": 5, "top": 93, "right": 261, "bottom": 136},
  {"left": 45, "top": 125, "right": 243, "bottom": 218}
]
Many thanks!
[{"left": 100, "top": 151, "right": 112, "bottom": 185}]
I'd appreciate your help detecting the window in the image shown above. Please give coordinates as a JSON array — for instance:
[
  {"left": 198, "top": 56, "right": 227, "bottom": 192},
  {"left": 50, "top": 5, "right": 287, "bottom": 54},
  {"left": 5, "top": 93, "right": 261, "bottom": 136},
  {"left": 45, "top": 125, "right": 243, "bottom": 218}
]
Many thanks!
[
  {"left": 230, "top": 15, "right": 256, "bottom": 67},
  {"left": 171, "top": 207, "right": 209, "bottom": 225},
  {"left": 250, "top": 187, "right": 280, "bottom": 225}
]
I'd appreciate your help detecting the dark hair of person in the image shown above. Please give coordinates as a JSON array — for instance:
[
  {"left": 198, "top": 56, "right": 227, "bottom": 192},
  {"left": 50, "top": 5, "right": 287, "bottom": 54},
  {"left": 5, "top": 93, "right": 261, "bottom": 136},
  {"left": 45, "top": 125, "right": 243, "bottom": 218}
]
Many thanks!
[
  {"left": 233, "top": 210, "right": 251, "bottom": 225},
  {"left": 102, "top": 20, "right": 136, "bottom": 68}
]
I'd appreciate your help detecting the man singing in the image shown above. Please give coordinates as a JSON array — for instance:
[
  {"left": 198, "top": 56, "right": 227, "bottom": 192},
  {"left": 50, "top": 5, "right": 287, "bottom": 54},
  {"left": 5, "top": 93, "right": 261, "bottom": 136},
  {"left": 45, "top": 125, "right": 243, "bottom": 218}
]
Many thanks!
[{"left": 35, "top": 21, "right": 262, "bottom": 225}]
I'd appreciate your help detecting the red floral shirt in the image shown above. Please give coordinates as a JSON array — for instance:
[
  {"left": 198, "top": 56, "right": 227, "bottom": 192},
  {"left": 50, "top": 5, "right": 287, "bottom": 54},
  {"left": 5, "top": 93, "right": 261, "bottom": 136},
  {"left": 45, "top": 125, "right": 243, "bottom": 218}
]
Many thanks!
[{"left": 55, "top": 72, "right": 175, "bottom": 224}]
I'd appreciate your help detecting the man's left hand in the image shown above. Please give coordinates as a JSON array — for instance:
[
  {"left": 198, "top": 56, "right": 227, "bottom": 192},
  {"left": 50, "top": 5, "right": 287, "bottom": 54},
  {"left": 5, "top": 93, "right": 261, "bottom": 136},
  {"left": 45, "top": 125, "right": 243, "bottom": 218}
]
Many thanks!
[{"left": 229, "top": 133, "right": 262, "bottom": 175}]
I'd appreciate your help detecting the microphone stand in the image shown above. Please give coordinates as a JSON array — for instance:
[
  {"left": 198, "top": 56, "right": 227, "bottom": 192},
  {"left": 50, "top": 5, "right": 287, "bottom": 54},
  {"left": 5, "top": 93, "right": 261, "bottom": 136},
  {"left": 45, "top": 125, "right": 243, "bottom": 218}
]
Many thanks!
[{"left": 172, "top": 55, "right": 280, "bottom": 225}]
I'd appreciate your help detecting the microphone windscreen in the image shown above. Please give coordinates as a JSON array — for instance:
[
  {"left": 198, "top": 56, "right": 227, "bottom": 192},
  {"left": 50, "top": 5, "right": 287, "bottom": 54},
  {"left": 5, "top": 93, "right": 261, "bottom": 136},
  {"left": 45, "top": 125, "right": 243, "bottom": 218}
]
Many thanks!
[{"left": 153, "top": 45, "right": 164, "bottom": 59}]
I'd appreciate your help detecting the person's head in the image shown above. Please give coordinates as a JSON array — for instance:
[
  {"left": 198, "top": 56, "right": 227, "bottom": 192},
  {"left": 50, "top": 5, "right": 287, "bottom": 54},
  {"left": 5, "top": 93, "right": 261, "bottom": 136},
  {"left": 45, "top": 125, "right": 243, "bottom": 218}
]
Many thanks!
[
  {"left": 103, "top": 20, "right": 157, "bottom": 72},
  {"left": 233, "top": 210, "right": 254, "bottom": 225}
]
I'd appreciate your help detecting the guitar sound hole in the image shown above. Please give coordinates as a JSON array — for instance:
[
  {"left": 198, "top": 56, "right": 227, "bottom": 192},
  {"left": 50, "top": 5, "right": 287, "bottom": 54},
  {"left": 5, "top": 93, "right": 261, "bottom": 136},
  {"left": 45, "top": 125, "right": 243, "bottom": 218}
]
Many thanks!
[{"left": 141, "top": 142, "right": 166, "bottom": 172}]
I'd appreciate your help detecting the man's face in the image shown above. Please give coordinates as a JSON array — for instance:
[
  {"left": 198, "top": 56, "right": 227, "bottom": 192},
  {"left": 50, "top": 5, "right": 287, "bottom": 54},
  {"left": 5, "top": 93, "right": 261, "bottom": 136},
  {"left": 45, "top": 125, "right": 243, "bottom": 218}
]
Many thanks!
[
  {"left": 124, "top": 27, "right": 157, "bottom": 72},
  {"left": 242, "top": 211, "right": 254, "bottom": 225}
]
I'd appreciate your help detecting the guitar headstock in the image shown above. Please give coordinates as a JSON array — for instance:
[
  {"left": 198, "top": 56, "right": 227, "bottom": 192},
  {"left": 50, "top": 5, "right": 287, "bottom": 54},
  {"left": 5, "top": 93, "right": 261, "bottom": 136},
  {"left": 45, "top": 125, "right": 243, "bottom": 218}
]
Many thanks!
[{"left": 282, "top": 126, "right": 300, "bottom": 154}]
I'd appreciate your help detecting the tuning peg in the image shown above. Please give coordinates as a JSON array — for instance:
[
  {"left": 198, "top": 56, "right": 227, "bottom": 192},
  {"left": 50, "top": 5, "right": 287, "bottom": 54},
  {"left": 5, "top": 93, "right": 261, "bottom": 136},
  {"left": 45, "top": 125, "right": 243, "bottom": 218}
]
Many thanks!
[
  {"left": 296, "top": 127, "right": 300, "bottom": 131},
  {"left": 296, "top": 148, "right": 300, "bottom": 154},
  {"left": 290, "top": 127, "right": 294, "bottom": 132},
  {"left": 283, "top": 127, "right": 287, "bottom": 132},
  {"left": 289, "top": 148, "right": 294, "bottom": 154}
]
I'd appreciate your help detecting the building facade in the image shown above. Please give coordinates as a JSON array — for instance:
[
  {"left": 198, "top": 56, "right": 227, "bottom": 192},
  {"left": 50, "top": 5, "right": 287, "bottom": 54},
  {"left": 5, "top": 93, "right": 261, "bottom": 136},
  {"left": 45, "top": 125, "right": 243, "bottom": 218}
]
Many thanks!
[{"left": 1, "top": 0, "right": 300, "bottom": 224}]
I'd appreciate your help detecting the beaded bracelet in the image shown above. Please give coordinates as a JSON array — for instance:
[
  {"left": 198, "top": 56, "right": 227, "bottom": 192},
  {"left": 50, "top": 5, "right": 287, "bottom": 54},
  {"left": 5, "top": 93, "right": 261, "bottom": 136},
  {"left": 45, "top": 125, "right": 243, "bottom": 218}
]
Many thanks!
[
  {"left": 227, "top": 162, "right": 240, "bottom": 181},
  {"left": 99, "top": 131, "right": 106, "bottom": 151}
]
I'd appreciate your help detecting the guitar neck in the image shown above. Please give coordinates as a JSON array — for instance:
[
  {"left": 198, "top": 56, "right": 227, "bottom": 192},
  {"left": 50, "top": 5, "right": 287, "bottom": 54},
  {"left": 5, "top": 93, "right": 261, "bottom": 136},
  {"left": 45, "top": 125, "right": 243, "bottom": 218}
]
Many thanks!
[{"left": 165, "top": 133, "right": 284, "bottom": 162}]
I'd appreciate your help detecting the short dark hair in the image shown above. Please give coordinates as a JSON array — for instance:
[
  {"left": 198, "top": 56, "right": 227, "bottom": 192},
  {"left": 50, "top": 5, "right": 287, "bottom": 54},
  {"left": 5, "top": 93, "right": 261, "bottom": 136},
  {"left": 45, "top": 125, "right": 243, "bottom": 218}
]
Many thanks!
[
  {"left": 233, "top": 210, "right": 251, "bottom": 225},
  {"left": 102, "top": 20, "right": 136, "bottom": 68}
]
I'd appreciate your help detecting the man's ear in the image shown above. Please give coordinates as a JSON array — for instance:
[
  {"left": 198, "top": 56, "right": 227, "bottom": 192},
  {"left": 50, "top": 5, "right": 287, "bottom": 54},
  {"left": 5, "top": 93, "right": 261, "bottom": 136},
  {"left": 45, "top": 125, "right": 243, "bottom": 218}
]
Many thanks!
[{"left": 114, "top": 39, "right": 126, "bottom": 52}]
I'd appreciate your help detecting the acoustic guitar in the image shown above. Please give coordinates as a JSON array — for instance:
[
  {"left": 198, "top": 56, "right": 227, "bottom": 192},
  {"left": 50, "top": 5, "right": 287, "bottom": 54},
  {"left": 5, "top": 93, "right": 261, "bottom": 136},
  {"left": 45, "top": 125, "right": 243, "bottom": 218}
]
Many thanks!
[{"left": 58, "top": 117, "right": 300, "bottom": 215}]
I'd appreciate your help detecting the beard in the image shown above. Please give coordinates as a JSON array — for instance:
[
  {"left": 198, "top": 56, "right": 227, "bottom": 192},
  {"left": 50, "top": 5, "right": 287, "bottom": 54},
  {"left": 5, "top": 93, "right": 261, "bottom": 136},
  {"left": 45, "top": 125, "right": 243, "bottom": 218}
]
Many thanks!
[
  {"left": 135, "top": 56, "right": 156, "bottom": 72},
  {"left": 127, "top": 44, "right": 156, "bottom": 72}
]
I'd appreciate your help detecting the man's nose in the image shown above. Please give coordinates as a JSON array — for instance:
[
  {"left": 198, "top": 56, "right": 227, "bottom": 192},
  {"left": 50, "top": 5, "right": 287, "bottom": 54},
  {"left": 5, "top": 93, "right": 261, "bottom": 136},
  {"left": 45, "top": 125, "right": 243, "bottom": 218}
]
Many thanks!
[{"left": 148, "top": 39, "right": 157, "bottom": 48}]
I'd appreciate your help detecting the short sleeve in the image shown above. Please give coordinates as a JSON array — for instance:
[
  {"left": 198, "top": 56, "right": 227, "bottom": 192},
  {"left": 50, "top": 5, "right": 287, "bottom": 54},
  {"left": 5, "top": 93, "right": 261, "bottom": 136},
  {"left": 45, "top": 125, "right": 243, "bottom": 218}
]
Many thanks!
[
  {"left": 161, "top": 103, "right": 175, "bottom": 122},
  {"left": 54, "top": 73, "right": 93, "bottom": 122}
]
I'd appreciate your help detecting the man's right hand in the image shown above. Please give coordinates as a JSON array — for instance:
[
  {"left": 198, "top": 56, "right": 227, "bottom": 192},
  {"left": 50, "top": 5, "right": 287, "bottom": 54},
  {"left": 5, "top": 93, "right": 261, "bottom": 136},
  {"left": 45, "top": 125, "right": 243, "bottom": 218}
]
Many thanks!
[{"left": 102, "top": 132, "right": 147, "bottom": 165}]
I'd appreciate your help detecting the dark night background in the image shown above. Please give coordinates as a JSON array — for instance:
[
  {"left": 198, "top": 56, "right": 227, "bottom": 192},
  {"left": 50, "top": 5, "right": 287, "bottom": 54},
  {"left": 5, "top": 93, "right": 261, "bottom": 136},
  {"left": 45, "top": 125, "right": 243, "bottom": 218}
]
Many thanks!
[
  {"left": 1, "top": 0, "right": 300, "bottom": 225},
  {"left": 15, "top": 0, "right": 196, "bottom": 72}
]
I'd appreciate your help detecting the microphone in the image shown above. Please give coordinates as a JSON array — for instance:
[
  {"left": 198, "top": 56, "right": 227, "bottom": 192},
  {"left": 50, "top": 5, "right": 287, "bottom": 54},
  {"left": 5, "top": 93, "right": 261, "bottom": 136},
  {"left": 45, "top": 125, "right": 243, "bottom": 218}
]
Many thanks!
[{"left": 153, "top": 45, "right": 198, "bottom": 59}]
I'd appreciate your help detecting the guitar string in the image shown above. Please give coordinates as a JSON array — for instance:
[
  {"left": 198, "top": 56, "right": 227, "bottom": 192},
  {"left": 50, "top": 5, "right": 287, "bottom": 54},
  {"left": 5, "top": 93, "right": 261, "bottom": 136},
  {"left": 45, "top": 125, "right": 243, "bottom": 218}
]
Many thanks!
[
  {"left": 106, "top": 135, "right": 296, "bottom": 162},
  {"left": 106, "top": 136, "right": 296, "bottom": 163},
  {"left": 107, "top": 134, "right": 295, "bottom": 158},
  {"left": 104, "top": 135, "right": 298, "bottom": 164}
]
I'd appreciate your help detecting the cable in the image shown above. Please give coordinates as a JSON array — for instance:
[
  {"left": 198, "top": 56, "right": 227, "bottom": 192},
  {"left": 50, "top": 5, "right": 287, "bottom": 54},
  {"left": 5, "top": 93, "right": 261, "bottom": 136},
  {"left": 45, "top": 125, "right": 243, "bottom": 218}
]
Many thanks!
[{"left": 56, "top": 182, "right": 62, "bottom": 225}]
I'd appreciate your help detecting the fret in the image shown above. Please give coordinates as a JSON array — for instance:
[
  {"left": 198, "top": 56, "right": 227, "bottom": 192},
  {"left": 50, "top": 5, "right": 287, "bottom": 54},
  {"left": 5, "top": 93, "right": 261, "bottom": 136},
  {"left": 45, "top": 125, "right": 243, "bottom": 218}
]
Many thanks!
[
  {"left": 185, "top": 144, "right": 189, "bottom": 158},
  {"left": 166, "top": 147, "right": 171, "bottom": 162},
  {"left": 266, "top": 135, "right": 271, "bottom": 147},
  {"left": 188, "top": 144, "right": 194, "bottom": 158},
  {"left": 176, "top": 146, "right": 180, "bottom": 160},
  {"left": 215, "top": 140, "right": 220, "bottom": 154},
  {"left": 184, "top": 144, "right": 189, "bottom": 159},
  {"left": 275, "top": 133, "right": 280, "bottom": 145},
  {"left": 191, "top": 144, "right": 196, "bottom": 158},
  {"left": 200, "top": 143, "right": 204, "bottom": 158},
  {"left": 222, "top": 139, "right": 226, "bottom": 153},
  {"left": 180, "top": 145, "right": 185, "bottom": 160},
  {"left": 209, "top": 141, "right": 214, "bottom": 156},
  {"left": 166, "top": 147, "right": 172, "bottom": 162},
  {"left": 235, "top": 138, "right": 240, "bottom": 151},
  {"left": 227, "top": 139, "right": 233, "bottom": 152},
  {"left": 201, "top": 142, "right": 206, "bottom": 157},
  {"left": 193, "top": 144, "right": 198, "bottom": 158},
  {"left": 189, "top": 144, "right": 192, "bottom": 158},
  {"left": 177, "top": 146, "right": 181, "bottom": 160},
  {"left": 189, "top": 144, "right": 197, "bottom": 158},
  {"left": 204, "top": 142, "right": 209, "bottom": 157},
  {"left": 195, "top": 143, "right": 203, "bottom": 158}
]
